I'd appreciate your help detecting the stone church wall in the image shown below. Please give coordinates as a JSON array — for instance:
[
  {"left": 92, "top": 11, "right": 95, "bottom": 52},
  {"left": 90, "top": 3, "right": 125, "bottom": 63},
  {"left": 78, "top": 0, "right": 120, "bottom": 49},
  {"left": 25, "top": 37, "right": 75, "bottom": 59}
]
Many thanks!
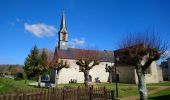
[
  {"left": 134, "top": 61, "right": 162, "bottom": 84},
  {"left": 157, "top": 65, "right": 163, "bottom": 82},
  {"left": 115, "top": 65, "right": 136, "bottom": 84},
  {"left": 58, "top": 59, "right": 110, "bottom": 84},
  {"left": 56, "top": 59, "right": 162, "bottom": 84}
]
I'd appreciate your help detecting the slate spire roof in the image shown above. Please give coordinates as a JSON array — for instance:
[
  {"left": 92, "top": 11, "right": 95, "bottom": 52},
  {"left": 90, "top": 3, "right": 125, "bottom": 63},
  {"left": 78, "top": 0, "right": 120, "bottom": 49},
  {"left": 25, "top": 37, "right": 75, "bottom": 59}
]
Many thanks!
[{"left": 59, "top": 11, "right": 67, "bottom": 33}]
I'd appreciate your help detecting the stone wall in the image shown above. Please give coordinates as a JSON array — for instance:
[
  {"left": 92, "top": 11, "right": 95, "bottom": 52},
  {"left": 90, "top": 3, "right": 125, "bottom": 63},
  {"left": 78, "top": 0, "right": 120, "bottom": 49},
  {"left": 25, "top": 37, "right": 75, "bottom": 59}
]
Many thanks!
[
  {"left": 56, "top": 59, "right": 161, "bottom": 84},
  {"left": 135, "top": 61, "right": 161, "bottom": 84},
  {"left": 115, "top": 65, "right": 136, "bottom": 84},
  {"left": 58, "top": 59, "right": 110, "bottom": 84},
  {"left": 157, "top": 65, "right": 163, "bottom": 82}
]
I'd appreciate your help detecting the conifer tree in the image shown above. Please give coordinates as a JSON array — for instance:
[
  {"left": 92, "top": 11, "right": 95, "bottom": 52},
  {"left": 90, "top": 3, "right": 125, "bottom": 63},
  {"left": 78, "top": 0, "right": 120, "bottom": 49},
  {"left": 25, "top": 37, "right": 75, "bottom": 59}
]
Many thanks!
[
  {"left": 24, "top": 45, "right": 39, "bottom": 84},
  {"left": 24, "top": 46, "right": 49, "bottom": 87}
]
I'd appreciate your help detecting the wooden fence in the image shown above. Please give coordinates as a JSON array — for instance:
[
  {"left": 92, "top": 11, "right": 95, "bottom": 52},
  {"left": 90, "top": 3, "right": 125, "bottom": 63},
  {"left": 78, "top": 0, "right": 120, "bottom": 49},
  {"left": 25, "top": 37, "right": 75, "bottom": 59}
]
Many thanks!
[{"left": 0, "top": 86, "right": 115, "bottom": 100}]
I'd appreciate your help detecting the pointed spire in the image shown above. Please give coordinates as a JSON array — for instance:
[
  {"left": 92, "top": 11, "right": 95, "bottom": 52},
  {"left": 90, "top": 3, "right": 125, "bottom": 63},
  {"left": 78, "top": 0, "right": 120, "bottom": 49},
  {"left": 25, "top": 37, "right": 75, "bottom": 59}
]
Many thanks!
[
  {"left": 58, "top": 11, "right": 68, "bottom": 50},
  {"left": 60, "top": 11, "right": 66, "bottom": 30}
]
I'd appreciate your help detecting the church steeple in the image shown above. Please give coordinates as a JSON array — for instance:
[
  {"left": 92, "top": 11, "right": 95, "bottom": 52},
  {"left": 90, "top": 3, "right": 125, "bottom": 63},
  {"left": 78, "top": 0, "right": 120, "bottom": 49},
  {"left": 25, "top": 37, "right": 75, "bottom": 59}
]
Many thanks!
[
  {"left": 58, "top": 11, "right": 68, "bottom": 50},
  {"left": 60, "top": 12, "right": 66, "bottom": 30}
]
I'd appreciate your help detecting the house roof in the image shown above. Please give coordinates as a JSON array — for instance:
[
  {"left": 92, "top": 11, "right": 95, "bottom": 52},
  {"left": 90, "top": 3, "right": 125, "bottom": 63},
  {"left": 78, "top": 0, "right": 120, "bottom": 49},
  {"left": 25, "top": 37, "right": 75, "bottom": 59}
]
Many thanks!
[{"left": 53, "top": 48, "right": 114, "bottom": 62}]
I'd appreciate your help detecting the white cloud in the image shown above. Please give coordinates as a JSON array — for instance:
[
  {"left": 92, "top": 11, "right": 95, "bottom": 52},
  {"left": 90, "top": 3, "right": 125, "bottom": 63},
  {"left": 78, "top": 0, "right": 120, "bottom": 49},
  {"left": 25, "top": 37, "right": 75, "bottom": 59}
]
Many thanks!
[
  {"left": 69, "top": 38, "right": 85, "bottom": 48},
  {"left": 16, "top": 18, "right": 21, "bottom": 22},
  {"left": 10, "top": 18, "right": 22, "bottom": 26},
  {"left": 24, "top": 23, "right": 57, "bottom": 37}
]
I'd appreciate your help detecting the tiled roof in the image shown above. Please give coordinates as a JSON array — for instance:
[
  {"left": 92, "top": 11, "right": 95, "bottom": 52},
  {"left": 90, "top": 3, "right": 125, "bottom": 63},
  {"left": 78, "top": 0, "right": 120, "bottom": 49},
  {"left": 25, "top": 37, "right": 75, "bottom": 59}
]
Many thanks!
[{"left": 53, "top": 48, "right": 114, "bottom": 62}]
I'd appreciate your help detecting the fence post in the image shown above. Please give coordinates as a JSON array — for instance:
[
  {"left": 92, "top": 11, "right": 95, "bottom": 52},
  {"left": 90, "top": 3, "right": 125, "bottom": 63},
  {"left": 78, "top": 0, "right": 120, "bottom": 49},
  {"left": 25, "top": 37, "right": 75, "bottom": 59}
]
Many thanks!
[
  {"left": 63, "top": 89, "right": 65, "bottom": 100},
  {"left": 111, "top": 90, "right": 114, "bottom": 100},
  {"left": 103, "top": 86, "right": 106, "bottom": 100},
  {"left": 77, "top": 86, "right": 80, "bottom": 100},
  {"left": 39, "top": 89, "right": 42, "bottom": 100},
  {"left": 16, "top": 91, "right": 20, "bottom": 100},
  {"left": 47, "top": 89, "right": 50, "bottom": 100},
  {"left": 53, "top": 88, "right": 56, "bottom": 100},
  {"left": 89, "top": 86, "right": 93, "bottom": 100},
  {"left": 23, "top": 91, "right": 27, "bottom": 100},
  {"left": 3, "top": 94, "right": 6, "bottom": 100},
  {"left": 89, "top": 87, "right": 91, "bottom": 100}
]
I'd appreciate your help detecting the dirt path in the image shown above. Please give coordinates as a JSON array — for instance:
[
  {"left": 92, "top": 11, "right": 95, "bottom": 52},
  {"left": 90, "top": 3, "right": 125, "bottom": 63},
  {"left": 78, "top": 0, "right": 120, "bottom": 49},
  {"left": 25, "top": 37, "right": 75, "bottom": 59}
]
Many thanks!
[{"left": 119, "top": 86, "right": 170, "bottom": 100}]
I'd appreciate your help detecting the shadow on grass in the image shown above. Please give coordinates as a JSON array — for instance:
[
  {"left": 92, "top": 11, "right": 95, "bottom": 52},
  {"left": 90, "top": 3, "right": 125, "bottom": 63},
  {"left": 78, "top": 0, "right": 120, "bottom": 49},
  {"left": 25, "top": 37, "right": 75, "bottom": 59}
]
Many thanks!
[{"left": 148, "top": 95, "right": 170, "bottom": 100}]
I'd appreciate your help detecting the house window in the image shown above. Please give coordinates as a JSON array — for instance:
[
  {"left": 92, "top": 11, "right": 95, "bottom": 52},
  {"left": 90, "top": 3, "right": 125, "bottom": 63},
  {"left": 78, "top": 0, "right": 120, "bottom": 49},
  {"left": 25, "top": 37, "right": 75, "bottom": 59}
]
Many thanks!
[{"left": 145, "top": 66, "right": 151, "bottom": 74}]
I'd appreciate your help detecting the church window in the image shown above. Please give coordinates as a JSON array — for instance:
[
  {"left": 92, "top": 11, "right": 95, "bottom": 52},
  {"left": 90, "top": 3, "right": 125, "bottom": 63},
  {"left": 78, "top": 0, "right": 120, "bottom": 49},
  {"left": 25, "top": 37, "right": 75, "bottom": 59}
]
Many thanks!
[{"left": 62, "top": 33, "right": 66, "bottom": 41}]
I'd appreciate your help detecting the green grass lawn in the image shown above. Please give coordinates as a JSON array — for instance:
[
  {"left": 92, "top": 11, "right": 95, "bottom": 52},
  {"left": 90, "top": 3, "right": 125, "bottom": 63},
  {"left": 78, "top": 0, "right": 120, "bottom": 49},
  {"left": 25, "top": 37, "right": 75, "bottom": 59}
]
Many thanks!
[
  {"left": 1, "top": 77, "right": 170, "bottom": 99},
  {"left": 0, "top": 78, "right": 35, "bottom": 93},
  {"left": 59, "top": 82, "right": 159, "bottom": 98},
  {"left": 147, "top": 81, "right": 170, "bottom": 86},
  {"left": 148, "top": 87, "right": 170, "bottom": 100},
  {"left": 96, "top": 83, "right": 159, "bottom": 98}
]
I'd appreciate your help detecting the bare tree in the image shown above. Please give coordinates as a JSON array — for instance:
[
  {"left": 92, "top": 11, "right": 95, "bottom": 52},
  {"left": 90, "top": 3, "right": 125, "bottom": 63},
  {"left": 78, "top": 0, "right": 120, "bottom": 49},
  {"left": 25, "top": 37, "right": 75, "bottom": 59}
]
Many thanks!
[
  {"left": 104, "top": 50, "right": 115, "bottom": 83},
  {"left": 50, "top": 52, "right": 70, "bottom": 88},
  {"left": 105, "top": 64, "right": 114, "bottom": 83},
  {"left": 116, "top": 31, "right": 168, "bottom": 100},
  {"left": 76, "top": 49, "right": 100, "bottom": 87}
]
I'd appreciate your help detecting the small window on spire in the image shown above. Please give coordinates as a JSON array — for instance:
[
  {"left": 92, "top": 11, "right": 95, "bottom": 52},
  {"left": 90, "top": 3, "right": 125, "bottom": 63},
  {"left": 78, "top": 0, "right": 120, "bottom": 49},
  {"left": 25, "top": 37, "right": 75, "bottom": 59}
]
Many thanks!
[{"left": 62, "top": 33, "right": 66, "bottom": 41}]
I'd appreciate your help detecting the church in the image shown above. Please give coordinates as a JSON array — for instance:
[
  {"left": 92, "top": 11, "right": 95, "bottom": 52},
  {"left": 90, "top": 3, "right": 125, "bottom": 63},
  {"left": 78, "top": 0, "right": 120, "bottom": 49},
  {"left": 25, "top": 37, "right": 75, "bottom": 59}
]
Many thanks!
[{"left": 50, "top": 13, "right": 163, "bottom": 84}]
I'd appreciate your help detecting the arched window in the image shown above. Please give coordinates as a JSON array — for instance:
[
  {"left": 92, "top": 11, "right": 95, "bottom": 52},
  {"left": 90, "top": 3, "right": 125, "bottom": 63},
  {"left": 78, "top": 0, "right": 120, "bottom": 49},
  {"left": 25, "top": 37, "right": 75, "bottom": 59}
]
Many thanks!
[{"left": 62, "top": 33, "right": 66, "bottom": 41}]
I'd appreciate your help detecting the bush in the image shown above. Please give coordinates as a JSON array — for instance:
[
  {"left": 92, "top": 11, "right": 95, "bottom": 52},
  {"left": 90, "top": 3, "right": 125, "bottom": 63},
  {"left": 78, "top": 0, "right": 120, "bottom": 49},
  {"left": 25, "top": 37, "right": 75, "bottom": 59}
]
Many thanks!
[{"left": 15, "top": 73, "right": 24, "bottom": 80}]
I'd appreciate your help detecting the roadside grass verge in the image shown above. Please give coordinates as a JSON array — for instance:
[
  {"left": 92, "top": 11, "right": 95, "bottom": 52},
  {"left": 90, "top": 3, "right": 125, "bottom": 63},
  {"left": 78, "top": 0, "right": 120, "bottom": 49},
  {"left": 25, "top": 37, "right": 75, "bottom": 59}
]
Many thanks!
[{"left": 148, "top": 87, "right": 170, "bottom": 100}]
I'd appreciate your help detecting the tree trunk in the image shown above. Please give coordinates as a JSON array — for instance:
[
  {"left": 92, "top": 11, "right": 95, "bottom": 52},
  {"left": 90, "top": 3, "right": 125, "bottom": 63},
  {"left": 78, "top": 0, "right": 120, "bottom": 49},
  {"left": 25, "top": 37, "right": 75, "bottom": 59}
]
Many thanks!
[
  {"left": 136, "top": 69, "right": 148, "bottom": 100},
  {"left": 109, "top": 72, "right": 112, "bottom": 83},
  {"left": 84, "top": 70, "right": 89, "bottom": 87},
  {"left": 25, "top": 74, "right": 27, "bottom": 84},
  {"left": 55, "top": 70, "right": 60, "bottom": 88},
  {"left": 38, "top": 75, "right": 41, "bottom": 87}
]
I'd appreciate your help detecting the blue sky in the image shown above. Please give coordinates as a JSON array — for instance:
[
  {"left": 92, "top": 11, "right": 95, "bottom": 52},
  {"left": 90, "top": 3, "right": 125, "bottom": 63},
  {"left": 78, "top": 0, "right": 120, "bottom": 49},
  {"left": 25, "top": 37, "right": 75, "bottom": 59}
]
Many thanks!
[{"left": 0, "top": 0, "right": 170, "bottom": 64}]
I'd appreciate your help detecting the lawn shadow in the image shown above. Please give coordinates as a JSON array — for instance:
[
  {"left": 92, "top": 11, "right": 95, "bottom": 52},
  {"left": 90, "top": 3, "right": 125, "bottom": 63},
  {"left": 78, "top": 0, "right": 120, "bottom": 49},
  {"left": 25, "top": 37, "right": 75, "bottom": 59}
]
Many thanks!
[{"left": 148, "top": 95, "right": 170, "bottom": 100}]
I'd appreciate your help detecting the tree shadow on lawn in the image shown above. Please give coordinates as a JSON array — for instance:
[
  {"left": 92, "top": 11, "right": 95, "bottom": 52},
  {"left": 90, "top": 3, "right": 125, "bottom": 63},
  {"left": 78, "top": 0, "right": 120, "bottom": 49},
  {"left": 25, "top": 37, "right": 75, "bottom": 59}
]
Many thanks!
[{"left": 148, "top": 95, "right": 170, "bottom": 100}]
